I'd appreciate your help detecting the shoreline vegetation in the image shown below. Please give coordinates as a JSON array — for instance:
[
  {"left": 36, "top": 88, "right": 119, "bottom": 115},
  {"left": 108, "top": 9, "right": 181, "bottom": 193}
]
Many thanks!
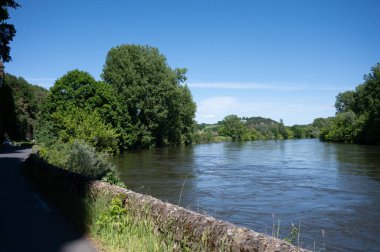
[
  {"left": 1, "top": 59, "right": 379, "bottom": 150},
  {"left": 0, "top": 44, "right": 320, "bottom": 153},
  {"left": 22, "top": 151, "right": 310, "bottom": 252},
  {"left": 0, "top": 42, "right": 378, "bottom": 250},
  {"left": 1, "top": 3, "right": 378, "bottom": 251}
]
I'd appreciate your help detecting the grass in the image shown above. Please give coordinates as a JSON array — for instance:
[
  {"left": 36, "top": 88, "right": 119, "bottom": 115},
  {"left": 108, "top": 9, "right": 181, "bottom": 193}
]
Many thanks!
[
  {"left": 22, "top": 153, "right": 177, "bottom": 252},
  {"left": 177, "top": 175, "right": 188, "bottom": 206},
  {"left": 23, "top": 152, "right": 308, "bottom": 252},
  {"left": 267, "top": 214, "right": 301, "bottom": 246},
  {"left": 84, "top": 193, "right": 175, "bottom": 252}
]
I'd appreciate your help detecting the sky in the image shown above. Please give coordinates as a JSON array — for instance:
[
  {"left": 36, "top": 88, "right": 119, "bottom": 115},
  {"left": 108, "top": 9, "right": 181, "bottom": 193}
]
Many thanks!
[{"left": 5, "top": 0, "right": 380, "bottom": 125}]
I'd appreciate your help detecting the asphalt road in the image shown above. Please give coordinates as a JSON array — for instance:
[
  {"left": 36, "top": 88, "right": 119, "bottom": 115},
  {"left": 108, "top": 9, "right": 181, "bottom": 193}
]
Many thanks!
[{"left": 0, "top": 147, "right": 97, "bottom": 252}]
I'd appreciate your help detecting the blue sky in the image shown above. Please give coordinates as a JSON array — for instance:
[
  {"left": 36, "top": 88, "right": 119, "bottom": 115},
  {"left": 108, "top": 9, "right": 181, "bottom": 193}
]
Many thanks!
[{"left": 5, "top": 0, "right": 380, "bottom": 125}]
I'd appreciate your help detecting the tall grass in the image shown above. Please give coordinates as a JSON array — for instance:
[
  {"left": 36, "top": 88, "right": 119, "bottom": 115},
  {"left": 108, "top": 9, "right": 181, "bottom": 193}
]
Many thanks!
[
  {"left": 85, "top": 194, "right": 175, "bottom": 252},
  {"left": 178, "top": 175, "right": 188, "bottom": 206}
]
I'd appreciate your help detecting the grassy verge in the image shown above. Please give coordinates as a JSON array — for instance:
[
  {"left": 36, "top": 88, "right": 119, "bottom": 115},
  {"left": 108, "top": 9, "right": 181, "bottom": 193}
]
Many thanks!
[
  {"left": 84, "top": 193, "right": 175, "bottom": 252},
  {"left": 22, "top": 153, "right": 177, "bottom": 252},
  {"left": 22, "top": 147, "right": 309, "bottom": 252}
]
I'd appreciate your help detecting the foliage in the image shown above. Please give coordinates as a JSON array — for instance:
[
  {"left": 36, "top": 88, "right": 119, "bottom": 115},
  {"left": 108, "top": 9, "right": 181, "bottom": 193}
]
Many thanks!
[
  {"left": 38, "top": 140, "right": 71, "bottom": 168},
  {"left": 195, "top": 115, "right": 327, "bottom": 144},
  {"left": 278, "top": 119, "right": 288, "bottom": 139},
  {"left": 320, "top": 111, "right": 365, "bottom": 143},
  {"left": 36, "top": 70, "right": 122, "bottom": 152},
  {"left": 289, "top": 117, "right": 329, "bottom": 139},
  {"left": 102, "top": 44, "right": 196, "bottom": 148},
  {"left": 66, "top": 140, "right": 117, "bottom": 178},
  {"left": 0, "top": 0, "right": 20, "bottom": 62},
  {"left": 320, "top": 63, "right": 380, "bottom": 144},
  {"left": 0, "top": 73, "right": 48, "bottom": 141},
  {"left": 335, "top": 91, "right": 355, "bottom": 113},
  {"left": 23, "top": 154, "right": 175, "bottom": 251},
  {"left": 219, "top": 114, "right": 247, "bottom": 141},
  {"left": 86, "top": 195, "right": 175, "bottom": 251},
  {"left": 101, "top": 171, "right": 127, "bottom": 189},
  {"left": 284, "top": 223, "right": 299, "bottom": 245},
  {"left": 39, "top": 140, "right": 120, "bottom": 181},
  {"left": 51, "top": 107, "right": 119, "bottom": 153}
]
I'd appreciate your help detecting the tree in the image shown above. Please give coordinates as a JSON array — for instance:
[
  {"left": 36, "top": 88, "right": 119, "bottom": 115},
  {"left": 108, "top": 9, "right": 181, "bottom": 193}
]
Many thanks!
[
  {"left": 102, "top": 44, "right": 196, "bottom": 148},
  {"left": 219, "top": 115, "right": 246, "bottom": 141},
  {"left": 0, "top": 0, "right": 20, "bottom": 62},
  {"left": 278, "top": 119, "right": 288, "bottom": 139},
  {"left": 320, "top": 111, "right": 365, "bottom": 143},
  {"left": 0, "top": 73, "right": 48, "bottom": 140},
  {"left": 37, "top": 70, "right": 126, "bottom": 152},
  {"left": 335, "top": 91, "right": 355, "bottom": 113},
  {"left": 50, "top": 106, "right": 119, "bottom": 153},
  {"left": 320, "top": 63, "right": 380, "bottom": 144}
]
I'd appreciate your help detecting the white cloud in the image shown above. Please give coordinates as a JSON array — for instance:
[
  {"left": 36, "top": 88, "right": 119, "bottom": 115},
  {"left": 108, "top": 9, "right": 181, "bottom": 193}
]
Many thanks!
[
  {"left": 195, "top": 96, "right": 335, "bottom": 125},
  {"left": 196, "top": 96, "right": 240, "bottom": 122},
  {"left": 203, "top": 115, "right": 216, "bottom": 118}
]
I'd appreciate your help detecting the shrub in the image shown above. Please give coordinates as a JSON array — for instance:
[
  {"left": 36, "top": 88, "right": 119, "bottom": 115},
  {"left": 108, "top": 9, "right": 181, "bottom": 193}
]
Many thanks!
[{"left": 66, "top": 140, "right": 116, "bottom": 179}]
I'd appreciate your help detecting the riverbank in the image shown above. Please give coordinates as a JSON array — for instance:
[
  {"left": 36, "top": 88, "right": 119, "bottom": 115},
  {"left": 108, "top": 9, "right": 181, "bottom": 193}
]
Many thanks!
[
  {"left": 23, "top": 152, "right": 309, "bottom": 251},
  {"left": 111, "top": 139, "right": 380, "bottom": 251}
]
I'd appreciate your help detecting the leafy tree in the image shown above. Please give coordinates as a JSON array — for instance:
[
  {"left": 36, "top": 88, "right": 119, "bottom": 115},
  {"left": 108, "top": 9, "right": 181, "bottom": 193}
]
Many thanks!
[
  {"left": 102, "top": 44, "right": 196, "bottom": 148},
  {"left": 312, "top": 117, "right": 330, "bottom": 129},
  {"left": 278, "top": 119, "right": 288, "bottom": 139},
  {"left": 0, "top": 73, "right": 48, "bottom": 140},
  {"left": 37, "top": 70, "right": 124, "bottom": 152},
  {"left": 50, "top": 106, "right": 119, "bottom": 153},
  {"left": 0, "top": 0, "right": 20, "bottom": 62},
  {"left": 219, "top": 115, "right": 247, "bottom": 141},
  {"left": 320, "top": 111, "right": 365, "bottom": 143},
  {"left": 335, "top": 91, "right": 355, "bottom": 113},
  {"left": 321, "top": 63, "right": 380, "bottom": 144}
]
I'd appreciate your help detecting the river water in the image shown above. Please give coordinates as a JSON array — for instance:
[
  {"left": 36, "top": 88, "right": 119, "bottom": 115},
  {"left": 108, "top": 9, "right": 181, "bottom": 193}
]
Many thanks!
[{"left": 111, "top": 139, "right": 380, "bottom": 251}]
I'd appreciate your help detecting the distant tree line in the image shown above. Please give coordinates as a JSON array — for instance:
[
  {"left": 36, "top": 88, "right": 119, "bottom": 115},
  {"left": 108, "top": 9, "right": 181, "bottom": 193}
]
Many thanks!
[
  {"left": 320, "top": 63, "right": 380, "bottom": 144},
  {"left": 194, "top": 115, "right": 327, "bottom": 143},
  {"left": 3, "top": 44, "right": 378, "bottom": 150}
]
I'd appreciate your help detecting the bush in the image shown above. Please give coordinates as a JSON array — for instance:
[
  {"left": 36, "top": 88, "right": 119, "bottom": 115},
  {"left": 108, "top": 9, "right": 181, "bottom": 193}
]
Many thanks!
[
  {"left": 66, "top": 140, "right": 116, "bottom": 179},
  {"left": 39, "top": 140, "right": 71, "bottom": 168},
  {"left": 39, "top": 140, "right": 122, "bottom": 183}
]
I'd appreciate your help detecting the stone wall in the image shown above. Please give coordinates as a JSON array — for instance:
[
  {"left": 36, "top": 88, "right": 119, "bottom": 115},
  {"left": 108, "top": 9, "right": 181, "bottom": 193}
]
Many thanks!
[{"left": 23, "top": 153, "right": 310, "bottom": 252}]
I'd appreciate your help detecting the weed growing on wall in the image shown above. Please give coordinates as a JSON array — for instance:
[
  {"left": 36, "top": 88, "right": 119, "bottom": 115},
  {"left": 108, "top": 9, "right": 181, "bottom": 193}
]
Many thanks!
[{"left": 85, "top": 194, "right": 175, "bottom": 251}]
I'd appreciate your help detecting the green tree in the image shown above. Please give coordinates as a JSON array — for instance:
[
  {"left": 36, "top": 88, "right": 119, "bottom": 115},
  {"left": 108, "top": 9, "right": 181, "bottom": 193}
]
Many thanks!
[
  {"left": 51, "top": 107, "right": 119, "bottom": 153},
  {"left": 102, "top": 44, "right": 196, "bottom": 148},
  {"left": 219, "top": 115, "right": 246, "bottom": 141},
  {"left": 320, "top": 111, "right": 365, "bottom": 143},
  {"left": 0, "top": 0, "right": 20, "bottom": 62},
  {"left": 335, "top": 91, "right": 355, "bottom": 113},
  {"left": 278, "top": 119, "right": 288, "bottom": 139},
  {"left": 0, "top": 73, "right": 48, "bottom": 140},
  {"left": 320, "top": 63, "right": 380, "bottom": 144},
  {"left": 357, "top": 63, "right": 380, "bottom": 142},
  {"left": 37, "top": 70, "right": 125, "bottom": 152}
]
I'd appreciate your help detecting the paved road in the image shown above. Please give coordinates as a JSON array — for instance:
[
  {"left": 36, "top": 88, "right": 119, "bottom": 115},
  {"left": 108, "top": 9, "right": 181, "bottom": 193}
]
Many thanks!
[{"left": 0, "top": 147, "right": 97, "bottom": 252}]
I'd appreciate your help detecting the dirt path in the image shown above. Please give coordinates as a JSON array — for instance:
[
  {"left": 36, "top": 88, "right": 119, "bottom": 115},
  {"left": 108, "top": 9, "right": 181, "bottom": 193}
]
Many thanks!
[{"left": 0, "top": 147, "right": 97, "bottom": 252}]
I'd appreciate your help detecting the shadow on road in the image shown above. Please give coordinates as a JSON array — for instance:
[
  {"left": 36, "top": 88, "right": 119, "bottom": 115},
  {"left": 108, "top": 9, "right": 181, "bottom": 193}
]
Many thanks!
[
  {"left": 0, "top": 145, "right": 32, "bottom": 154},
  {"left": 0, "top": 148, "right": 96, "bottom": 252}
]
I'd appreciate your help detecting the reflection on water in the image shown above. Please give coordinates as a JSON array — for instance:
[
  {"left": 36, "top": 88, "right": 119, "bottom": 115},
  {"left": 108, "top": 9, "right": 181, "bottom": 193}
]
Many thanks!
[
  {"left": 112, "top": 145, "right": 196, "bottom": 202},
  {"left": 335, "top": 144, "right": 380, "bottom": 181},
  {"left": 111, "top": 139, "right": 380, "bottom": 251}
]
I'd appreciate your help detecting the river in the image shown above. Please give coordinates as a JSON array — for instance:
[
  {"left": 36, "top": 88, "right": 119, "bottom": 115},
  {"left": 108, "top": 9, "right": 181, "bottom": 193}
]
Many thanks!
[{"left": 110, "top": 139, "right": 380, "bottom": 251}]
